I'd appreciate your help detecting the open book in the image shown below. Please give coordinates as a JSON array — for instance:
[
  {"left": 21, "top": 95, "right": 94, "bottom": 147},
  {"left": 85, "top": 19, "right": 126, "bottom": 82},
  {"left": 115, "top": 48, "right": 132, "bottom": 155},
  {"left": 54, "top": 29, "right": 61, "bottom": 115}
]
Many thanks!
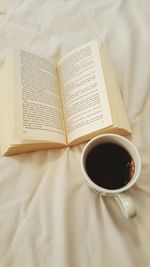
[{"left": 0, "top": 40, "right": 131, "bottom": 156}]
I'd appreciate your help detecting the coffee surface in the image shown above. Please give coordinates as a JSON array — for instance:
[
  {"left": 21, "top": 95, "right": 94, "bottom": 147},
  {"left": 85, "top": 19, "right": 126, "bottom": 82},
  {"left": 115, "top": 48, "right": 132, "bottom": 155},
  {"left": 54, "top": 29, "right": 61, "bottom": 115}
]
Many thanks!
[{"left": 85, "top": 143, "right": 133, "bottom": 190}]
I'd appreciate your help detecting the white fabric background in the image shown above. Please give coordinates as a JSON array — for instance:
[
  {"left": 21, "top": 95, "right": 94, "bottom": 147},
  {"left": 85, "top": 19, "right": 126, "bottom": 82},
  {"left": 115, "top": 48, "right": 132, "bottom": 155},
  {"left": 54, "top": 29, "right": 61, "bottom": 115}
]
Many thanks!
[{"left": 0, "top": 0, "right": 150, "bottom": 266}]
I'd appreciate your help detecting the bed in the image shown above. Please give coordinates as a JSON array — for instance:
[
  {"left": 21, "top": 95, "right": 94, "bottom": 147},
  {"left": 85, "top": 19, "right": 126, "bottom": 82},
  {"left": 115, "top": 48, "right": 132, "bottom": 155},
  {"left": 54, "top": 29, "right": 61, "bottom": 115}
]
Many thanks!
[{"left": 0, "top": 0, "right": 150, "bottom": 266}]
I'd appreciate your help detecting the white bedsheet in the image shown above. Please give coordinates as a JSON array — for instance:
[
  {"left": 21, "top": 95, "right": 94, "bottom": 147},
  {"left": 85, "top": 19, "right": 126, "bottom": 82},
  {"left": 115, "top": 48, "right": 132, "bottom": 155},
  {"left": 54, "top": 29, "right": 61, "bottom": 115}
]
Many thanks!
[{"left": 0, "top": 0, "right": 150, "bottom": 266}]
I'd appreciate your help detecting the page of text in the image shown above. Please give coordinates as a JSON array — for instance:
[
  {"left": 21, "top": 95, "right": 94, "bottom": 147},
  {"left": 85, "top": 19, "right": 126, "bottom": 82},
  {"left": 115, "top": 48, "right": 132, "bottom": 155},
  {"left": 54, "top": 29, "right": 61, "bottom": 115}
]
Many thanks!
[
  {"left": 58, "top": 40, "right": 112, "bottom": 143},
  {"left": 15, "top": 49, "right": 66, "bottom": 143}
]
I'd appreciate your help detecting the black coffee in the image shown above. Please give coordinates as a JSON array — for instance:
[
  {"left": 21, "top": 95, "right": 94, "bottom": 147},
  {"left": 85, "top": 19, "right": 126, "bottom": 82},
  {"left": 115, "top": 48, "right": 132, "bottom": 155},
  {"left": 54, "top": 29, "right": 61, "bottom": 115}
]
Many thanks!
[{"left": 85, "top": 143, "right": 134, "bottom": 190}]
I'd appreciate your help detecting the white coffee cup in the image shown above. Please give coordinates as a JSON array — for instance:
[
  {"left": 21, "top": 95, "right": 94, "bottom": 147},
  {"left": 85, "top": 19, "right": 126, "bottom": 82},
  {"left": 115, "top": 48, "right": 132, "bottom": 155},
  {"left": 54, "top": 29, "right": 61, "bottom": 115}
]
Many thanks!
[{"left": 81, "top": 134, "right": 141, "bottom": 219}]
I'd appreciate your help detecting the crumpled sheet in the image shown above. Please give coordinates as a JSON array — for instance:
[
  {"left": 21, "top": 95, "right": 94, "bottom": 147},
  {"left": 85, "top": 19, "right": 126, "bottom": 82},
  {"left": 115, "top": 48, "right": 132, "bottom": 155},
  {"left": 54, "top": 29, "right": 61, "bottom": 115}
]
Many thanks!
[{"left": 0, "top": 0, "right": 150, "bottom": 266}]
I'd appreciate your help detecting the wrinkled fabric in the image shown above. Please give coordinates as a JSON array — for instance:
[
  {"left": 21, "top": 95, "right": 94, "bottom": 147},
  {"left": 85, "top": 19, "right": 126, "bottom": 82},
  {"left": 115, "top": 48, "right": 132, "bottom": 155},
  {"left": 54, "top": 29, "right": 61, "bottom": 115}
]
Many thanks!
[{"left": 0, "top": 0, "right": 150, "bottom": 266}]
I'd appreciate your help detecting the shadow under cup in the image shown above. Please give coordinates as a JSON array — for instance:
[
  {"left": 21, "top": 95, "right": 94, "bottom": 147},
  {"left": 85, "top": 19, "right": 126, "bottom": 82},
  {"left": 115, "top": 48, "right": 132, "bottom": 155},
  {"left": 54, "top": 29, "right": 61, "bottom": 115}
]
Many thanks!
[{"left": 81, "top": 134, "right": 141, "bottom": 195}]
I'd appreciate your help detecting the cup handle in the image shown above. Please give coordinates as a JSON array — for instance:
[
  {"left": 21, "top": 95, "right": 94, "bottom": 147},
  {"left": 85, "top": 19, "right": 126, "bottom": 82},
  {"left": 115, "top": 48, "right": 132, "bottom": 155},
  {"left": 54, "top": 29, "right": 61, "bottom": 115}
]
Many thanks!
[{"left": 114, "top": 192, "right": 137, "bottom": 219}]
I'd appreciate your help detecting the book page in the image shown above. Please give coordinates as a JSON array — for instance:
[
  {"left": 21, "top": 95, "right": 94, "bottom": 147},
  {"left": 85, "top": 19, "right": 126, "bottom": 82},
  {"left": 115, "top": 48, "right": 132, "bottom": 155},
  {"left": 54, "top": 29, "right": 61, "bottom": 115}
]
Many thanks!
[
  {"left": 14, "top": 49, "right": 66, "bottom": 144},
  {"left": 100, "top": 45, "right": 131, "bottom": 134},
  {"left": 58, "top": 40, "right": 112, "bottom": 143}
]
